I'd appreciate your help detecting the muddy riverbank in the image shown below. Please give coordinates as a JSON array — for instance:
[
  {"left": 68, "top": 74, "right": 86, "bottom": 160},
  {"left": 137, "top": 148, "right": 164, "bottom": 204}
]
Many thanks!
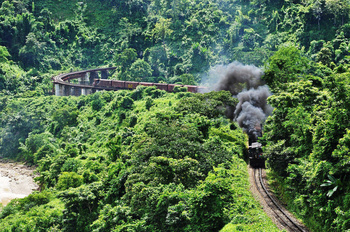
[{"left": 0, "top": 160, "right": 38, "bottom": 206}]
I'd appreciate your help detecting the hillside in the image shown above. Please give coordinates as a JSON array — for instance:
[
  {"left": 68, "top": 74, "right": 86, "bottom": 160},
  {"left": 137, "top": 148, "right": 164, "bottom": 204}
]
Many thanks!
[
  {"left": 1, "top": 0, "right": 350, "bottom": 231},
  {"left": 0, "top": 88, "right": 279, "bottom": 231},
  {"left": 1, "top": 0, "right": 349, "bottom": 95}
]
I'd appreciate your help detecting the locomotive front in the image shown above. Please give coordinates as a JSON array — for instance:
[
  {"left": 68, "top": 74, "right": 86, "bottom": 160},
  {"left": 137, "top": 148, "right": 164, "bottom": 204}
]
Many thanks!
[{"left": 248, "top": 125, "right": 265, "bottom": 168}]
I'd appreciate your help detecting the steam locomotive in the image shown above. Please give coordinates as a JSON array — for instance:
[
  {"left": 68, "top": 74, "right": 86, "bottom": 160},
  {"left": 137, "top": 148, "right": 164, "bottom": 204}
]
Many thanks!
[
  {"left": 248, "top": 125, "right": 265, "bottom": 168},
  {"left": 92, "top": 79, "right": 206, "bottom": 93}
]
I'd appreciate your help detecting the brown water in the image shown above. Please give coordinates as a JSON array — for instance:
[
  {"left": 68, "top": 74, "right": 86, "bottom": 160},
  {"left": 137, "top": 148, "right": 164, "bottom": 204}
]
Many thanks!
[{"left": 0, "top": 161, "right": 38, "bottom": 206}]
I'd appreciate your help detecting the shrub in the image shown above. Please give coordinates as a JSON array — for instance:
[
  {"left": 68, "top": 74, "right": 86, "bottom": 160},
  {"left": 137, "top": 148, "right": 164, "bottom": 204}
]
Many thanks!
[
  {"left": 57, "top": 172, "right": 83, "bottom": 190},
  {"left": 120, "top": 96, "right": 134, "bottom": 110}
]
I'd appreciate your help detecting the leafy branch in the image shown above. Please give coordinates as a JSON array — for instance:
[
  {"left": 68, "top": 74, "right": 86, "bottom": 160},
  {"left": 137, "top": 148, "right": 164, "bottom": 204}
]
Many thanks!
[{"left": 320, "top": 174, "right": 342, "bottom": 197}]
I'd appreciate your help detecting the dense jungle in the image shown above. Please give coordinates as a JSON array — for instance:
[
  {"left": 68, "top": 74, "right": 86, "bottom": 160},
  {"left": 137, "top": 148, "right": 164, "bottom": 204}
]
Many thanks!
[{"left": 0, "top": 0, "right": 350, "bottom": 231}]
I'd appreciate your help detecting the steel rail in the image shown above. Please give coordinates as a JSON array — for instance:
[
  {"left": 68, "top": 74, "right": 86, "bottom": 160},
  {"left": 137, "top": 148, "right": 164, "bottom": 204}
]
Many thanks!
[
  {"left": 253, "top": 168, "right": 291, "bottom": 230},
  {"left": 258, "top": 168, "right": 305, "bottom": 232}
]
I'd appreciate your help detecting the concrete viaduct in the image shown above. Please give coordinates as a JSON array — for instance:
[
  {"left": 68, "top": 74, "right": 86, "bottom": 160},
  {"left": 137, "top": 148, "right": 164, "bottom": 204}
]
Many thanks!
[
  {"left": 52, "top": 67, "right": 117, "bottom": 96},
  {"left": 52, "top": 67, "right": 206, "bottom": 96}
]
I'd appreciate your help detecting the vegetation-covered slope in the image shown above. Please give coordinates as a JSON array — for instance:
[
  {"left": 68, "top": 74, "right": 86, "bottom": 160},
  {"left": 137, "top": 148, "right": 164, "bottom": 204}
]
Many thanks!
[
  {"left": 0, "top": 88, "right": 279, "bottom": 231},
  {"left": 262, "top": 46, "right": 350, "bottom": 232},
  {"left": 1, "top": 0, "right": 350, "bottom": 231},
  {"left": 1, "top": 0, "right": 350, "bottom": 96}
]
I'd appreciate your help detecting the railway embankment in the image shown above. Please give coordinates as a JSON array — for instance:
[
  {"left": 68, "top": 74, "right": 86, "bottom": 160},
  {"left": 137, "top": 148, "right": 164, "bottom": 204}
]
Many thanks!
[{"left": 249, "top": 167, "right": 309, "bottom": 232}]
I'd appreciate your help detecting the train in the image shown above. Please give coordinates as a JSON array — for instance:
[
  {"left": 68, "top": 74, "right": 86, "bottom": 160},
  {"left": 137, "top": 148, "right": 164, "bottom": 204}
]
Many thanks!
[
  {"left": 92, "top": 79, "right": 207, "bottom": 93},
  {"left": 248, "top": 125, "right": 265, "bottom": 168}
]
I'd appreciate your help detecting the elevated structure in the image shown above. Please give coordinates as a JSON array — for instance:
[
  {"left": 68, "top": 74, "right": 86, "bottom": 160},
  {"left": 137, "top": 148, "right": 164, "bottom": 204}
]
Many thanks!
[
  {"left": 52, "top": 67, "right": 117, "bottom": 96},
  {"left": 52, "top": 67, "right": 207, "bottom": 96}
]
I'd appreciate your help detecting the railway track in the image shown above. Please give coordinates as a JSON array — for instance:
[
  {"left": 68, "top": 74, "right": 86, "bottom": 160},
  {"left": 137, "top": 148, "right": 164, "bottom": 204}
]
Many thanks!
[{"left": 253, "top": 168, "right": 308, "bottom": 232}]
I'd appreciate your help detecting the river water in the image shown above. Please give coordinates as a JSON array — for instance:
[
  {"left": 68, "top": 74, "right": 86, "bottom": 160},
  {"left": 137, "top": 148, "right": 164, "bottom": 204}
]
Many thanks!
[{"left": 0, "top": 161, "right": 38, "bottom": 206}]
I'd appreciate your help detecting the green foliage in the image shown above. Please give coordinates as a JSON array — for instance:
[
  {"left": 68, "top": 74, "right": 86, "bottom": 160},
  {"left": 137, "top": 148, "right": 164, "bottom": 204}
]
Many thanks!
[
  {"left": 114, "top": 48, "right": 137, "bottom": 77},
  {"left": 262, "top": 45, "right": 350, "bottom": 231},
  {"left": 56, "top": 172, "right": 83, "bottom": 190},
  {"left": 0, "top": 90, "right": 278, "bottom": 231},
  {"left": 128, "top": 114, "right": 138, "bottom": 127},
  {"left": 173, "top": 85, "right": 187, "bottom": 93},
  {"left": 120, "top": 96, "right": 134, "bottom": 110},
  {"left": 0, "top": 192, "right": 64, "bottom": 231},
  {"left": 150, "top": 17, "right": 173, "bottom": 42},
  {"left": 179, "top": 73, "right": 196, "bottom": 85},
  {"left": 145, "top": 96, "right": 154, "bottom": 110},
  {"left": 263, "top": 46, "right": 309, "bottom": 90},
  {"left": 1, "top": 0, "right": 350, "bottom": 95},
  {"left": 50, "top": 106, "right": 79, "bottom": 135},
  {"left": 19, "top": 131, "right": 56, "bottom": 164},
  {"left": 175, "top": 90, "right": 238, "bottom": 119},
  {"left": 59, "top": 182, "right": 103, "bottom": 231},
  {"left": 321, "top": 174, "right": 342, "bottom": 197},
  {"left": 106, "top": 135, "right": 122, "bottom": 162},
  {"left": 127, "top": 59, "right": 153, "bottom": 82},
  {"left": 4, "top": 0, "right": 350, "bottom": 230},
  {"left": 0, "top": 46, "right": 10, "bottom": 62}
]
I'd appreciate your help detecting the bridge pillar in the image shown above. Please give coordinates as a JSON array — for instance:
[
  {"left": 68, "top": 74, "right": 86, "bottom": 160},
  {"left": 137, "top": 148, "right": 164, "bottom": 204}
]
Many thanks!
[
  {"left": 81, "top": 88, "right": 92, "bottom": 95},
  {"left": 101, "top": 70, "right": 108, "bottom": 79},
  {"left": 70, "top": 87, "right": 74, "bottom": 96},
  {"left": 84, "top": 72, "right": 90, "bottom": 85},
  {"left": 77, "top": 73, "right": 88, "bottom": 85},
  {"left": 55, "top": 84, "right": 66, "bottom": 96},
  {"left": 55, "top": 84, "right": 61, "bottom": 96},
  {"left": 90, "top": 71, "right": 99, "bottom": 84},
  {"left": 73, "top": 87, "right": 81, "bottom": 96},
  {"left": 60, "top": 85, "right": 67, "bottom": 96},
  {"left": 64, "top": 85, "right": 71, "bottom": 96}
]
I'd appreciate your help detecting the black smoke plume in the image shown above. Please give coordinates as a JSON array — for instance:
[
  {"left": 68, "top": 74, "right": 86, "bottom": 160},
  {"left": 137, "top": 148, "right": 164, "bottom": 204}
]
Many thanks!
[
  {"left": 235, "top": 85, "right": 273, "bottom": 130},
  {"left": 212, "top": 61, "right": 264, "bottom": 95},
  {"left": 203, "top": 62, "right": 272, "bottom": 134}
]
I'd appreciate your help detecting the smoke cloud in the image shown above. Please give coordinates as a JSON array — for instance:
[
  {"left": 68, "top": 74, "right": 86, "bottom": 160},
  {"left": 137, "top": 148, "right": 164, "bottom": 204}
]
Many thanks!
[
  {"left": 206, "top": 61, "right": 264, "bottom": 95},
  {"left": 236, "top": 102, "right": 265, "bottom": 131},
  {"left": 202, "top": 61, "right": 272, "bottom": 133},
  {"left": 235, "top": 85, "right": 273, "bottom": 131}
]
